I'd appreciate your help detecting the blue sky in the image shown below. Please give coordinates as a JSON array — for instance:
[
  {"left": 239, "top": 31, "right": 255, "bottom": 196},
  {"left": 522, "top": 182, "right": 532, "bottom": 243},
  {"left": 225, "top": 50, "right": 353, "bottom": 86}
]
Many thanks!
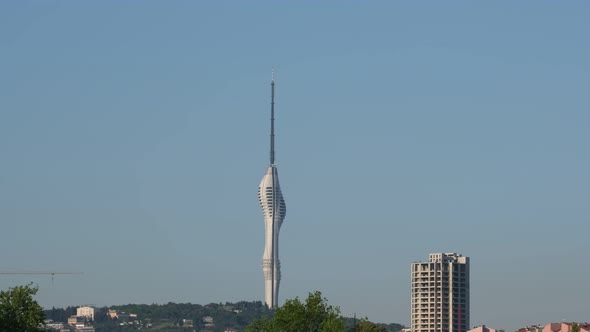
[{"left": 1, "top": 1, "right": 589, "bottom": 330}]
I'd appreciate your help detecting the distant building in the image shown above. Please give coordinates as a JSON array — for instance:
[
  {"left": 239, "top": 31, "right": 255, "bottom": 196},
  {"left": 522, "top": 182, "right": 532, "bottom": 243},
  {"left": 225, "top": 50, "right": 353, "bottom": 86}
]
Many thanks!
[
  {"left": 542, "top": 323, "right": 590, "bottom": 332},
  {"left": 118, "top": 312, "right": 130, "bottom": 320},
  {"left": 68, "top": 315, "right": 85, "bottom": 326},
  {"left": 75, "top": 327, "right": 95, "bottom": 332},
  {"left": 469, "top": 325, "right": 499, "bottom": 332},
  {"left": 518, "top": 325, "right": 544, "bottom": 332},
  {"left": 107, "top": 309, "right": 129, "bottom": 320},
  {"left": 107, "top": 310, "right": 118, "bottom": 319},
  {"left": 77, "top": 306, "right": 95, "bottom": 321},
  {"left": 411, "top": 253, "right": 470, "bottom": 332},
  {"left": 202, "top": 315, "right": 215, "bottom": 330},
  {"left": 44, "top": 319, "right": 65, "bottom": 331}
]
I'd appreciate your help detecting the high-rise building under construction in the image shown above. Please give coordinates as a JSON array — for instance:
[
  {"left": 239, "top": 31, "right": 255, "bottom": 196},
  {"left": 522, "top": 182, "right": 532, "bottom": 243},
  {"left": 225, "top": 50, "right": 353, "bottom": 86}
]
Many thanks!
[{"left": 411, "top": 253, "right": 470, "bottom": 332}]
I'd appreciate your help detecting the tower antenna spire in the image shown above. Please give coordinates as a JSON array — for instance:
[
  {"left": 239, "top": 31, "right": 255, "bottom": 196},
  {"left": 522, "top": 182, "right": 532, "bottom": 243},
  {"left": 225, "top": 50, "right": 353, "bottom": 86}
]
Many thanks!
[{"left": 270, "top": 67, "right": 275, "bottom": 165}]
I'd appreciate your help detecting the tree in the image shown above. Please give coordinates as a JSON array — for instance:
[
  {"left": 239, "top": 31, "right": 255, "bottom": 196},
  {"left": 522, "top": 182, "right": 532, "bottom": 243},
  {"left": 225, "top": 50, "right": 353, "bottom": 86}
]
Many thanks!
[
  {"left": 246, "top": 317, "right": 273, "bottom": 332},
  {"left": 352, "top": 320, "right": 388, "bottom": 332},
  {"left": 0, "top": 283, "right": 45, "bottom": 332},
  {"left": 572, "top": 324, "right": 580, "bottom": 332},
  {"left": 247, "top": 291, "right": 346, "bottom": 332}
]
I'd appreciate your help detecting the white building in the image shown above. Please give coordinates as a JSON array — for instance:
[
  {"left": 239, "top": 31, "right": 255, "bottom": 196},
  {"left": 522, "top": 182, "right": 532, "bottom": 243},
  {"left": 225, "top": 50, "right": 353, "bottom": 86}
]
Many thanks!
[
  {"left": 44, "top": 319, "right": 65, "bottom": 330},
  {"left": 77, "top": 306, "right": 95, "bottom": 321},
  {"left": 411, "top": 253, "right": 470, "bottom": 332}
]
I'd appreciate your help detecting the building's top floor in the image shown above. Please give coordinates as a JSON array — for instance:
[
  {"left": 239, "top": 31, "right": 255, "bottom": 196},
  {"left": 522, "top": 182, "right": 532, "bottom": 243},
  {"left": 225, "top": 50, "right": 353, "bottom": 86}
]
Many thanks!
[
  {"left": 429, "top": 253, "right": 468, "bottom": 264},
  {"left": 412, "top": 253, "right": 469, "bottom": 266}
]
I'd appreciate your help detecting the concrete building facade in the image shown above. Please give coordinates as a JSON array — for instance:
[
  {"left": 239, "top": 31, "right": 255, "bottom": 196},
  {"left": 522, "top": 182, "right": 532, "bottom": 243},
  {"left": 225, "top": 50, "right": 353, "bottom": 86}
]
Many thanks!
[
  {"left": 77, "top": 306, "right": 95, "bottom": 321},
  {"left": 411, "top": 253, "right": 470, "bottom": 332}
]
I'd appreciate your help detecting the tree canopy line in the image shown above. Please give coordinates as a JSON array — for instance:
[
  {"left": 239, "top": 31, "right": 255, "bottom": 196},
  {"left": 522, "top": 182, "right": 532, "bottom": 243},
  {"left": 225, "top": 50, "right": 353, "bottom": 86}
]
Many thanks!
[
  {"left": 245, "top": 291, "right": 401, "bottom": 332},
  {"left": 1, "top": 284, "right": 403, "bottom": 332}
]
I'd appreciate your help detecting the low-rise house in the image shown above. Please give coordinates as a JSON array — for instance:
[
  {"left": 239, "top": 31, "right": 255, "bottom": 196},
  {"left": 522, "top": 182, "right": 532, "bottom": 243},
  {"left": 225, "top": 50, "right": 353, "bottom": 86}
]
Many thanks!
[
  {"left": 107, "top": 309, "right": 118, "bottom": 319},
  {"left": 469, "top": 325, "right": 499, "bottom": 332},
  {"left": 68, "top": 315, "right": 85, "bottom": 326},
  {"left": 107, "top": 309, "right": 130, "bottom": 320},
  {"left": 44, "top": 319, "right": 65, "bottom": 331},
  {"left": 519, "top": 325, "right": 544, "bottom": 332},
  {"left": 543, "top": 323, "right": 590, "bottom": 332}
]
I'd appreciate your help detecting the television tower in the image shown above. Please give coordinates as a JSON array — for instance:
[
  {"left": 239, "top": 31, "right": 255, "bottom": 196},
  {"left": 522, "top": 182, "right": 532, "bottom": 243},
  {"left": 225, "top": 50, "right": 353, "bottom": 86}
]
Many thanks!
[{"left": 258, "top": 69, "right": 286, "bottom": 308}]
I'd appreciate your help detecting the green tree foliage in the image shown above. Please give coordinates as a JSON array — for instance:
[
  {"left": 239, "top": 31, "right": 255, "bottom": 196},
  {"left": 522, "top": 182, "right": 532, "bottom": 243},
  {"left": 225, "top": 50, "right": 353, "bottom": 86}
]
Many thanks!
[
  {"left": 43, "top": 301, "right": 272, "bottom": 331},
  {"left": 246, "top": 317, "right": 273, "bottom": 332},
  {"left": 247, "top": 291, "right": 346, "bottom": 332},
  {"left": 343, "top": 318, "right": 402, "bottom": 332},
  {"left": 0, "top": 283, "right": 45, "bottom": 332},
  {"left": 572, "top": 324, "right": 580, "bottom": 332},
  {"left": 379, "top": 323, "right": 404, "bottom": 332},
  {"left": 45, "top": 306, "right": 77, "bottom": 323},
  {"left": 352, "top": 320, "right": 388, "bottom": 332}
]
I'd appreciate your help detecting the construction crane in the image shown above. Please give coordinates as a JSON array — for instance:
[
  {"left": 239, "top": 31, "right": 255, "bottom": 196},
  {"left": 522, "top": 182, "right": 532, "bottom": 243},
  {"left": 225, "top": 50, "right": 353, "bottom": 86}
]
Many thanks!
[{"left": 0, "top": 271, "right": 84, "bottom": 281}]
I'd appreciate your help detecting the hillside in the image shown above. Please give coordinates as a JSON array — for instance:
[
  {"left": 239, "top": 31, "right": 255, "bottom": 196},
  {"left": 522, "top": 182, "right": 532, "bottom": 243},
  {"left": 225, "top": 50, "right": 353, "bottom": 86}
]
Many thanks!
[{"left": 45, "top": 301, "right": 404, "bottom": 332}]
